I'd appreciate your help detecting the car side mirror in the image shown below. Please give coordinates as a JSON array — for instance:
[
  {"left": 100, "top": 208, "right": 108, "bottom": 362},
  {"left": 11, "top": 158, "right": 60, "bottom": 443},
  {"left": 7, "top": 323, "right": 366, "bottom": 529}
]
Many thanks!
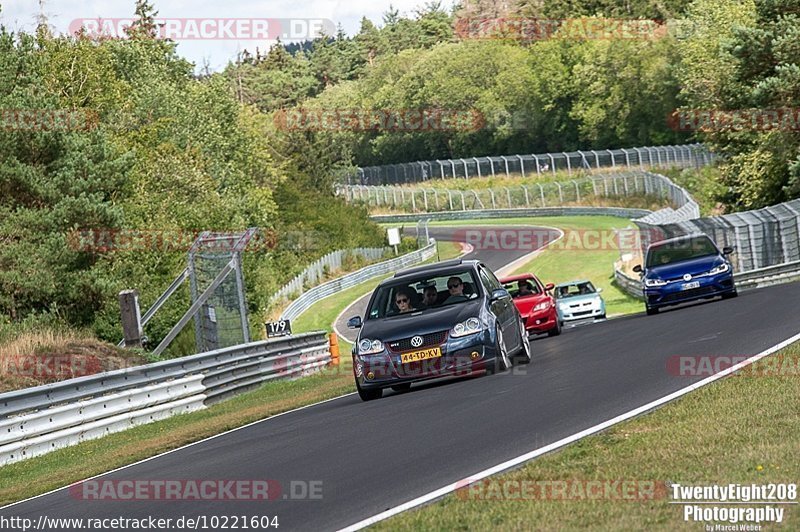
[
  {"left": 347, "top": 316, "right": 362, "bottom": 329},
  {"left": 632, "top": 265, "right": 642, "bottom": 273},
  {"left": 490, "top": 288, "right": 510, "bottom": 302},
  {"left": 596, "top": 288, "right": 603, "bottom": 293},
  {"left": 722, "top": 246, "right": 735, "bottom": 255},
  {"left": 545, "top": 283, "right": 555, "bottom": 291}
]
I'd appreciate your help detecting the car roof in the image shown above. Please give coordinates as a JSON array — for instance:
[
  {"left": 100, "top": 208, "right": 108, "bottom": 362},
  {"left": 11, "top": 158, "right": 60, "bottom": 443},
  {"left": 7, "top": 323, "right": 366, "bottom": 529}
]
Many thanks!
[
  {"left": 555, "top": 280, "right": 591, "bottom": 287},
  {"left": 392, "top": 258, "right": 479, "bottom": 280},
  {"left": 499, "top": 273, "right": 538, "bottom": 283},
  {"left": 647, "top": 232, "right": 712, "bottom": 249}
]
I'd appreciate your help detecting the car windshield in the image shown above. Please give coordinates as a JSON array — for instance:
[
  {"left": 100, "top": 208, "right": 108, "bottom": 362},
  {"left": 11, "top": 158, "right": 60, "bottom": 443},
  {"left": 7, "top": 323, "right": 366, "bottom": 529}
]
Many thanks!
[
  {"left": 556, "top": 282, "right": 596, "bottom": 299},
  {"left": 646, "top": 236, "right": 718, "bottom": 267},
  {"left": 502, "top": 279, "right": 541, "bottom": 298},
  {"left": 366, "top": 269, "right": 480, "bottom": 319}
]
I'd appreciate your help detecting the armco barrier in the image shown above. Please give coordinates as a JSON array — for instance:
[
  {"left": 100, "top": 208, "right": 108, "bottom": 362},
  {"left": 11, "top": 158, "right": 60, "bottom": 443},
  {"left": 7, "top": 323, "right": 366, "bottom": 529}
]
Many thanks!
[
  {"left": 371, "top": 207, "right": 652, "bottom": 224},
  {"left": 614, "top": 260, "right": 800, "bottom": 301},
  {"left": 280, "top": 240, "right": 438, "bottom": 322},
  {"left": 0, "top": 332, "right": 330, "bottom": 465}
]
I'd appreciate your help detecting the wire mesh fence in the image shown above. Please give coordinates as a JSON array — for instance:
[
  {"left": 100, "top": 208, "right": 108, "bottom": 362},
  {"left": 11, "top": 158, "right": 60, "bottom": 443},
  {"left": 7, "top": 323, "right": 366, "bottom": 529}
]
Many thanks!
[
  {"left": 187, "top": 231, "right": 254, "bottom": 354},
  {"left": 337, "top": 170, "right": 699, "bottom": 216},
  {"left": 346, "top": 143, "right": 713, "bottom": 185},
  {"left": 634, "top": 198, "right": 800, "bottom": 274}
]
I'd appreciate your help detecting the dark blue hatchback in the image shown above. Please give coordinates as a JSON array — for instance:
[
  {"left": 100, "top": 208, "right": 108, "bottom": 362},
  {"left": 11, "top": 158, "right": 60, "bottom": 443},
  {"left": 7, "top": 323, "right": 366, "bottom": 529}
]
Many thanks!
[{"left": 633, "top": 234, "right": 737, "bottom": 315}]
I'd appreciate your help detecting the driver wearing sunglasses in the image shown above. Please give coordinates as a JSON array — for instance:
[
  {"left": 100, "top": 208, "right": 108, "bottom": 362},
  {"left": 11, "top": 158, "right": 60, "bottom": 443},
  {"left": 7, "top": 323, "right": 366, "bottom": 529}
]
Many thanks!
[
  {"left": 444, "top": 276, "right": 468, "bottom": 304},
  {"left": 394, "top": 287, "right": 417, "bottom": 314}
]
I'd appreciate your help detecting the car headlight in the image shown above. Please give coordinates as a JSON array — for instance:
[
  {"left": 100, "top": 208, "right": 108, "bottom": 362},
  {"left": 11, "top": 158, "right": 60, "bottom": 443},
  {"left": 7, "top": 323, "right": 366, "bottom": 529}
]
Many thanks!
[
  {"left": 533, "top": 301, "right": 551, "bottom": 312},
  {"left": 450, "top": 317, "right": 482, "bottom": 338},
  {"left": 358, "top": 338, "right": 384, "bottom": 355},
  {"left": 709, "top": 263, "right": 730, "bottom": 275},
  {"left": 644, "top": 278, "right": 668, "bottom": 287}
]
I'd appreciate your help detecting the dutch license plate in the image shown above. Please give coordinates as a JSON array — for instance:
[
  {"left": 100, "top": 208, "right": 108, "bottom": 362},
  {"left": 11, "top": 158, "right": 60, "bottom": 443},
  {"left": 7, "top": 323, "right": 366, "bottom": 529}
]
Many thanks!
[
  {"left": 682, "top": 281, "right": 700, "bottom": 290},
  {"left": 401, "top": 347, "right": 442, "bottom": 364}
]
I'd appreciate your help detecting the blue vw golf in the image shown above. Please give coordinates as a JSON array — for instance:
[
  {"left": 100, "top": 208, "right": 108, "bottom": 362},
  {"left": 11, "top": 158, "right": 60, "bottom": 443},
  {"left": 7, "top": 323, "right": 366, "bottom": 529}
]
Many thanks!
[{"left": 633, "top": 234, "right": 737, "bottom": 315}]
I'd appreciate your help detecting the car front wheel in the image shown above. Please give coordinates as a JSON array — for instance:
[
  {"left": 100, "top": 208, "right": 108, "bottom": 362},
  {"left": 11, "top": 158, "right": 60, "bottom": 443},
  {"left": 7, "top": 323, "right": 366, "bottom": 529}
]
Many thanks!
[
  {"left": 356, "top": 379, "right": 383, "bottom": 401},
  {"left": 516, "top": 317, "right": 532, "bottom": 364},
  {"left": 646, "top": 305, "right": 659, "bottom": 315},
  {"left": 487, "top": 325, "right": 511, "bottom": 374},
  {"left": 548, "top": 317, "right": 562, "bottom": 337}
]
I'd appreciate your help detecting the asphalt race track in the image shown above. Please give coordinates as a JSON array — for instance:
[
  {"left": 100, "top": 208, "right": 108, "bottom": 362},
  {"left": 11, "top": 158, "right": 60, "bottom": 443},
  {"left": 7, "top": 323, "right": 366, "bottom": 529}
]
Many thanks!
[{"left": 3, "top": 227, "right": 800, "bottom": 531}]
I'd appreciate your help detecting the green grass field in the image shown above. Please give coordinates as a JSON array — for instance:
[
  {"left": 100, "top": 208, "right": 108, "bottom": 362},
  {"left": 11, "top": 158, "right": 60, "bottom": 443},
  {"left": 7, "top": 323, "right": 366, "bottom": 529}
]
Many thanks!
[{"left": 426, "top": 216, "right": 644, "bottom": 316}]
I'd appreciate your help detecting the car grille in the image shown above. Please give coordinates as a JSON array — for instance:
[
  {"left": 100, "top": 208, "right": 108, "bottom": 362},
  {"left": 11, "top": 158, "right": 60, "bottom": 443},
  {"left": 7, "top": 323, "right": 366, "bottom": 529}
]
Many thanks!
[
  {"left": 572, "top": 310, "right": 593, "bottom": 317},
  {"left": 660, "top": 286, "right": 717, "bottom": 303},
  {"left": 387, "top": 330, "right": 449, "bottom": 353}
]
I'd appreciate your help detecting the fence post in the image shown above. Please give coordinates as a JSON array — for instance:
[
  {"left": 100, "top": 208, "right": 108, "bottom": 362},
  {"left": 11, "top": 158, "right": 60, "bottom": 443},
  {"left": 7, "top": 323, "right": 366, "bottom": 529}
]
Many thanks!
[
  {"left": 119, "top": 290, "right": 143, "bottom": 348},
  {"left": 474, "top": 157, "right": 482, "bottom": 178},
  {"left": 549, "top": 154, "right": 556, "bottom": 176},
  {"left": 489, "top": 157, "right": 495, "bottom": 177},
  {"left": 448, "top": 190, "right": 454, "bottom": 210},
  {"left": 572, "top": 180, "right": 580, "bottom": 202},
  {"left": 505, "top": 187, "right": 512, "bottom": 207},
  {"left": 523, "top": 185, "right": 530, "bottom": 206},
  {"left": 608, "top": 149, "right": 616, "bottom": 169},
  {"left": 563, "top": 152, "right": 572, "bottom": 176},
  {"left": 556, "top": 182, "right": 563, "bottom": 203},
  {"left": 517, "top": 155, "right": 526, "bottom": 177},
  {"left": 460, "top": 191, "right": 466, "bottom": 210},
  {"left": 490, "top": 189, "right": 496, "bottom": 209},
  {"left": 538, "top": 183, "right": 545, "bottom": 206},
  {"left": 590, "top": 150, "right": 600, "bottom": 169},
  {"left": 422, "top": 190, "right": 428, "bottom": 211},
  {"left": 501, "top": 156, "right": 510, "bottom": 177},
  {"left": 533, "top": 155, "right": 541, "bottom": 177}
]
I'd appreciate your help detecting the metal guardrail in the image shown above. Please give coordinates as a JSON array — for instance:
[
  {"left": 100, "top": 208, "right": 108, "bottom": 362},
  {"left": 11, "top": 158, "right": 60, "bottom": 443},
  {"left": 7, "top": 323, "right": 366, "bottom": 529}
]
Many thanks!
[
  {"left": 371, "top": 207, "right": 653, "bottom": 224},
  {"left": 346, "top": 143, "right": 713, "bottom": 185},
  {"left": 271, "top": 247, "right": 389, "bottom": 305},
  {"left": 0, "top": 332, "right": 330, "bottom": 465},
  {"left": 280, "top": 241, "right": 438, "bottom": 322},
  {"left": 614, "top": 260, "right": 800, "bottom": 301}
]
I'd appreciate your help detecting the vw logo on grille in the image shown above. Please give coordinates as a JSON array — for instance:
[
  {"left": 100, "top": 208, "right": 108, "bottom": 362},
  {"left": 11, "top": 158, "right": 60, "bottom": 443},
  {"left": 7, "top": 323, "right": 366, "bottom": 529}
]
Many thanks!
[
  {"left": 683, "top": 274, "right": 693, "bottom": 281},
  {"left": 410, "top": 335, "right": 424, "bottom": 348}
]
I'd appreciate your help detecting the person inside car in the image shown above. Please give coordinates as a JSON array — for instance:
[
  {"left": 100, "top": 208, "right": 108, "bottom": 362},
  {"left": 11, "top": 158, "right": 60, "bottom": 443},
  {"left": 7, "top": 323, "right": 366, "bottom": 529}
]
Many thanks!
[
  {"left": 422, "top": 285, "right": 439, "bottom": 307},
  {"left": 394, "top": 287, "right": 417, "bottom": 314},
  {"left": 517, "top": 280, "right": 534, "bottom": 297},
  {"left": 444, "top": 276, "right": 468, "bottom": 304}
]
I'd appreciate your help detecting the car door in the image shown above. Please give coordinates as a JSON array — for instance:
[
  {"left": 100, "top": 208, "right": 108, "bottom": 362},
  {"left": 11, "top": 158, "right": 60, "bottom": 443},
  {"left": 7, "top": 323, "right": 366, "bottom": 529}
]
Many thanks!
[{"left": 479, "top": 266, "right": 517, "bottom": 350}]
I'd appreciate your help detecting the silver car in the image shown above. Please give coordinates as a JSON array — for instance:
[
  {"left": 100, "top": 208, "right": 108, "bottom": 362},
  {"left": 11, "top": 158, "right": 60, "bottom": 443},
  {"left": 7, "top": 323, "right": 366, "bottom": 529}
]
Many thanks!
[{"left": 554, "top": 280, "right": 606, "bottom": 322}]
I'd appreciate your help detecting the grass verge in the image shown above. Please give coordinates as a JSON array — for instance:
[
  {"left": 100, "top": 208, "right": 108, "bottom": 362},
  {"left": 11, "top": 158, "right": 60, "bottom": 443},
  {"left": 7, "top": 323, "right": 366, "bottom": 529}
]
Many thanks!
[
  {"left": 376, "top": 340, "right": 800, "bottom": 530},
  {"left": 291, "top": 240, "right": 463, "bottom": 335},
  {"left": 423, "top": 216, "right": 642, "bottom": 317}
]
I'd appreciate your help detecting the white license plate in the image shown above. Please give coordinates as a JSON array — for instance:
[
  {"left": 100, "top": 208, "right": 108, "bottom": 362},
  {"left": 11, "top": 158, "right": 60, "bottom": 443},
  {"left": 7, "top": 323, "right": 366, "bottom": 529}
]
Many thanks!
[{"left": 681, "top": 281, "right": 700, "bottom": 290}]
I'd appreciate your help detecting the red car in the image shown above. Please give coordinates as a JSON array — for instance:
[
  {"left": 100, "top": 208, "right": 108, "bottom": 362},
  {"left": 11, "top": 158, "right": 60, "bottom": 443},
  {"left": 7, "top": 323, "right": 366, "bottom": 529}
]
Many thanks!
[{"left": 499, "top": 273, "right": 561, "bottom": 337}]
